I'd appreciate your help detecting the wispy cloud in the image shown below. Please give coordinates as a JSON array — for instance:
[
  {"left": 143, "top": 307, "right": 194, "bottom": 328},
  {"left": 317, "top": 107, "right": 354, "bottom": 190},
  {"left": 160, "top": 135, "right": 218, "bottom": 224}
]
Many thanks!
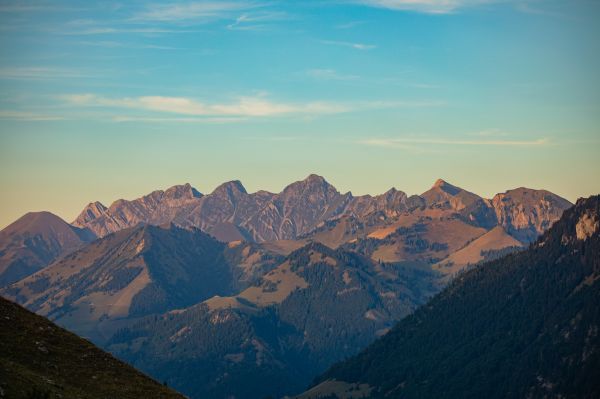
[
  {"left": 111, "top": 116, "right": 246, "bottom": 124},
  {"left": 306, "top": 69, "right": 359, "bottom": 81},
  {"left": 352, "top": 0, "right": 503, "bottom": 14},
  {"left": 320, "top": 39, "right": 376, "bottom": 50},
  {"left": 61, "top": 93, "right": 350, "bottom": 117},
  {"left": 226, "top": 11, "right": 288, "bottom": 30},
  {"left": 59, "top": 93, "right": 442, "bottom": 121},
  {"left": 0, "top": 67, "right": 93, "bottom": 79},
  {"left": 359, "top": 136, "right": 549, "bottom": 149},
  {"left": 59, "top": 26, "right": 199, "bottom": 36},
  {"left": 0, "top": 3, "right": 72, "bottom": 13},
  {"left": 0, "top": 110, "right": 64, "bottom": 121},
  {"left": 77, "top": 40, "right": 182, "bottom": 50},
  {"left": 133, "top": 1, "right": 263, "bottom": 23}
]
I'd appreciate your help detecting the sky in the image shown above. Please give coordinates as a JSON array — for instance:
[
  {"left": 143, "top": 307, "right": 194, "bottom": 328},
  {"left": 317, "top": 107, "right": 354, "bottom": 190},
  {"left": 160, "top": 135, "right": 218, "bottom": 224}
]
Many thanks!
[{"left": 0, "top": 0, "right": 599, "bottom": 228}]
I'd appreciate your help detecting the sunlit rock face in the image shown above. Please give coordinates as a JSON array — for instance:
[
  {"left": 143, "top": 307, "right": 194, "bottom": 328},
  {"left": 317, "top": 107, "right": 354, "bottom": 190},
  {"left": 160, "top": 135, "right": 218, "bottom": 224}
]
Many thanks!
[
  {"left": 576, "top": 212, "right": 598, "bottom": 241},
  {"left": 492, "top": 187, "right": 573, "bottom": 243},
  {"left": 70, "top": 176, "right": 572, "bottom": 247}
]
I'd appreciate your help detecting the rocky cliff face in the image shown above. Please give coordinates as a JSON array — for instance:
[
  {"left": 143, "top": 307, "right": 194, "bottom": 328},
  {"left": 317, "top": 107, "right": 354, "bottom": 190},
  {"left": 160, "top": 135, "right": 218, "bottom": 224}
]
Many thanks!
[
  {"left": 346, "top": 188, "right": 421, "bottom": 219},
  {"left": 178, "top": 181, "right": 275, "bottom": 242},
  {"left": 70, "top": 176, "right": 572, "bottom": 246},
  {"left": 246, "top": 174, "right": 353, "bottom": 241},
  {"left": 492, "top": 187, "right": 573, "bottom": 243},
  {"left": 72, "top": 201, "right": 108, "bottom": 226},
  {"left": 72, "top": 183, "right": 203, "bottom": 237}
]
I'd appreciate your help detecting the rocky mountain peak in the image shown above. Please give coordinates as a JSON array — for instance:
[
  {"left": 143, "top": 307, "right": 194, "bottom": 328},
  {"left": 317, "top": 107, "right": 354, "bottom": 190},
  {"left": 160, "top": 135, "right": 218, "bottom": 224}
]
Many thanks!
[
  {"left": 283, "top": 174, "right": 338, "bottom": 197},
  {"left": 380, "top": 187, "right": 406, "bottom": 199},
  {"left": 433, "top": 178, "right": 447, "bottom": 188},
  {"left": 211, "top": 180, "right": 248, "bottom": 198},
  {"left": 0, "top": 211, "right": 94, "bottom": 287},
  {"left": 431, "top": 178, "right": 461, "bottom": 196},
  {"left": 72, "top": 201, "right": 108, "bottom": 226},
  {"left": 421, "top": 179, "right": 478, "bottom": 208},
  {"left": 164, "top": 183, "right": 202, "bottom": 200},
  {"left": 492, "top": 187, "right": 572, "bottom": 243}
]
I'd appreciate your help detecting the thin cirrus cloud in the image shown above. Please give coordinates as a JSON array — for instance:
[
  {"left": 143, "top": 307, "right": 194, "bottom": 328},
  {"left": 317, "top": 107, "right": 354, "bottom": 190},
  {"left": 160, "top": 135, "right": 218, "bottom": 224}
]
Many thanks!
[
  {"left": 60, "top": 94, "right": 443, "bottom": 120},
  {"left": 0, "top": 67, "right": 94, "bottom": 79},
  {"left": 353, "top": 0, "right": 503, "bottom": 14},
  {"left": 320, "top": 40, "right": 377, "bottom": 50},
  {"left": 62, "top": 93, "right": 350, "bottom": 117},
  {"left": 132, "top": 1, "right": 265, "bottom": 23},
  {"left": 359, "top": 136, "right": 549, "bottom": 149},
  {"left": 226, "top": 11, "right": 289, "bottom": 30},
  {"left": 306, "top": 69, "right": 359, "bottom": 81},
  {"left": 0, "top": 110, "right": 64, "bottom": 121}
]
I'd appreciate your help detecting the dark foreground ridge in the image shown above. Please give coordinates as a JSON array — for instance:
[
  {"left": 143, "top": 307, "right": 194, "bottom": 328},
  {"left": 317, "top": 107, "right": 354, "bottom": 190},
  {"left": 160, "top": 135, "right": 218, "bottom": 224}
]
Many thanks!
[
  {"left": 0, "top": 296, "right": 186, "bottom": 399},
  {"left": 309, "top": 195, "right": 600, "bottom": 399}
]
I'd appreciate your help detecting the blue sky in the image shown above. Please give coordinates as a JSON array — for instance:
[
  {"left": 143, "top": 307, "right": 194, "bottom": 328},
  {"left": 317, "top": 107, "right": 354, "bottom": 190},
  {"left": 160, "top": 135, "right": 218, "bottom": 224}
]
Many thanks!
[{"left": 0, "top": 0, "right": 599, "bottom": 227}]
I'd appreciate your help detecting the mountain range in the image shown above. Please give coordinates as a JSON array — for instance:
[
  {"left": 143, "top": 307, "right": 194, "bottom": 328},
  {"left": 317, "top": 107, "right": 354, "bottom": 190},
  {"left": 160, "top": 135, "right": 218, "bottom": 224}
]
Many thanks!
[
  {"left": 0, "top": 175, "right": 572, "bottom": 289},
  {"left": 306, "top": 195, "right": 600, "bottom": 399},
  {"left": 0, "top": 175, "right": 576, "bottom": 398},
  {"left": 71, "top": 175, "right": 570, "bottom": 245}
]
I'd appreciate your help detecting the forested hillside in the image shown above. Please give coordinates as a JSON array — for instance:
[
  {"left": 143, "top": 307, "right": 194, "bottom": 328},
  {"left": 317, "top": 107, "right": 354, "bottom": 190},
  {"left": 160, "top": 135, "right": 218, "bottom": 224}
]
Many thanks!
[{"left": 311, "top": 196, "right": 600, "bottom": 399}]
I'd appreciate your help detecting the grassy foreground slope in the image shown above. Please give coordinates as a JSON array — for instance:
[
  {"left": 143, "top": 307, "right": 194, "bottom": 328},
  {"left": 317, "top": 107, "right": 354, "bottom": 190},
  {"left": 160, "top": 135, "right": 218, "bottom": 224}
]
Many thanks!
[{"left": 0, "top": 296, "right": 186, "bottom": 399}]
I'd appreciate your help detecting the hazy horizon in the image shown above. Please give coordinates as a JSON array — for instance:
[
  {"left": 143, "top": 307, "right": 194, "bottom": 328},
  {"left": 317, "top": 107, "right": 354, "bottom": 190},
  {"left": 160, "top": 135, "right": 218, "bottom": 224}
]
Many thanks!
[{"left": 1, "top": 0, "right": 599, "bottom": 228}]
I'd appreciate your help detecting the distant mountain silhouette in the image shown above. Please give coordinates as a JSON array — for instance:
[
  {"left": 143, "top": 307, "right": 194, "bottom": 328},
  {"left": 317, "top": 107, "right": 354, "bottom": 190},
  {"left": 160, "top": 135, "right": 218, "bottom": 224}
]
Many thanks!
[
  {"left": 70, "top": 176, "right": 572, "bottom": 247},
  {"left": 0, "top": 211, "right": 95, "bottom": 287}
]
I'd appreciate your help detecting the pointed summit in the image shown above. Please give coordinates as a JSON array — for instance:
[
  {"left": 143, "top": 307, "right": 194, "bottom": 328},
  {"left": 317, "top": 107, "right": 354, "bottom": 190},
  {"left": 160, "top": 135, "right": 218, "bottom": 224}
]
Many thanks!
[
  {"left": 286, "top": 174, "right": 335, "bottom": 192},
  {"left": 211, "top": 180, "right": 247, "bottom": 196},
  {"left": 430, "top": 178, "right": 461, "bottom": 195},
  {"left": 73, "top": 201, "right": 108, "bottom": 226},
  {"left": 304, "top": 174, "right": 328, "bottom": 184},
  {"left": 281, "top": 174, "right": 340, "bottom": 200},
  {"left": 421, "top": 179, "right": 482, "bottom": 211},
  {"left": 0, "top": 211, "right": 94, "bottom": 286},
  {"left": 433, "top": 178, "right": 447, "bottom": 188},
  {"left": 164, "top": 183, "right": 202, "bottom": 200}
]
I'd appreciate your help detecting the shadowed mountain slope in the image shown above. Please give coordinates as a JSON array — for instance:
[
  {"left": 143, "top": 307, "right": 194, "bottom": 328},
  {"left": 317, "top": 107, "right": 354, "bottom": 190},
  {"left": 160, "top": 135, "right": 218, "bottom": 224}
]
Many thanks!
[
  {"left": 0, "top": 296, "right": 185, "bottom": 399},
  {"left": 105, "top": 242, "right": 440, "bottom": 399},
  {"left": 2, "top": 224, "right": 235, "bottom": 341},
  {"left": 0, "top": 211, "right": 95, "bottom": 287},
  {"left": 310, "top": 195, "right": 600, "bottom": 399}
]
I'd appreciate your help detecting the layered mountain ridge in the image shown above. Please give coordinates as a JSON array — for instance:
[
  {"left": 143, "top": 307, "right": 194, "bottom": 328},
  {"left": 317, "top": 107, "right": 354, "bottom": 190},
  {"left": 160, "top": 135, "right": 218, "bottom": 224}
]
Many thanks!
[
  {"left": 103, "top": 239, "right": 440, "bottom": 398},
  {"left": 0, "top": 176, "right": 578, "bottom": 399},
  {"left": 71, "top": 175, "right": 571, "bottom": 246},
  {"left": 3, "top": 224, "right": 237, "bottom": 341},
  {"left": 307, "top": 195, "right": 600, "bottom": 399}
]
